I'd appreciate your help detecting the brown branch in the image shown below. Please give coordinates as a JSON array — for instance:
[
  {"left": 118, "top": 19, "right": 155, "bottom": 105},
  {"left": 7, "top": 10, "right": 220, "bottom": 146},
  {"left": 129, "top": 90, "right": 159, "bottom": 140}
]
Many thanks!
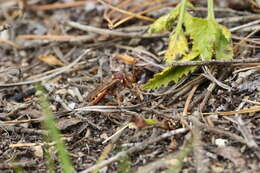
[
  {"left": 170, "top": 58, "right": 260, "bottom": 67},
  {"left": 65, "top": 21, "right": 167, "bottom": 38},
  {"left": 96, "top": 0, "right": 155, "bottom": 22},
  {"left": 29, "top": 0, "right": 90, "bottom": 11}
]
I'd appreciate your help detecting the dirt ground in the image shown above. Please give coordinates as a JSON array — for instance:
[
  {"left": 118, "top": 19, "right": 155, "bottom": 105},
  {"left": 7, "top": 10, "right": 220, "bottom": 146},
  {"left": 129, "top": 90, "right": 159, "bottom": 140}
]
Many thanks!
[{"left": 0, "top": 0, "right": 259, "bottom": 173}]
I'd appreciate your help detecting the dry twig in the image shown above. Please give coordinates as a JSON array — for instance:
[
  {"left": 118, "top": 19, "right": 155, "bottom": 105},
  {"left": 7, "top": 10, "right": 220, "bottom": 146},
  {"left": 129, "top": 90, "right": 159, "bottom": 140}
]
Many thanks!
[
  {"left": 170, "top": 58, "right": 260, "bottom": 67},
  {"left": 65, "top": 20, "right": 166, "bottom": 38},
  {"left": 0, "top": 49, "right": 90, "bottom": 87},
  {"left": 79, "top": 128, "right": 188, "bottom": 173}
]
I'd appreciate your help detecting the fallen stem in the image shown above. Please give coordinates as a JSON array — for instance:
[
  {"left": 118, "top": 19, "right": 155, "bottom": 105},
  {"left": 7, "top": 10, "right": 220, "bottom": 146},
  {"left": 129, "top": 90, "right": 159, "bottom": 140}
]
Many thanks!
[
  {"left": 170, "top": 58, "right": 260, "bottom": 67},
  {"left": 65, "top": 21, "right": 167, "bottom": 38}
]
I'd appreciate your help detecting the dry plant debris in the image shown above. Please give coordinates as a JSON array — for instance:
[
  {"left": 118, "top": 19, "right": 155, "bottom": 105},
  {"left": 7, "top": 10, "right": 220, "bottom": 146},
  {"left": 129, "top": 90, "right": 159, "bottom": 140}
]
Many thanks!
[{"left": 0, "top": 0, "right": 259, "bottom": 172}]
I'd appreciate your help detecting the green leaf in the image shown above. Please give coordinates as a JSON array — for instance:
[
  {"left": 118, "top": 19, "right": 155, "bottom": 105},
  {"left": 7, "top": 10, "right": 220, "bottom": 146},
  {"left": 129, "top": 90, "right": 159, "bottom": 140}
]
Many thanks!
[
  {"left": 184, "top": 16, "right": 233, "bottom": 61},
  {"left": 165, "top": 30, "right": 189, "bottom": 63},
  {"left": 148, "top": 2, "right": 194, "bottom": 34},
  {"left": 144, "top": 1, "right": 233, "bottom": 90},
  {"left": 148, "top": 5, "right": 180, "bottom": 33},
  {"left": 215, "top": 32, "right": 233, "bottom": 60},
  {"left": 215, "top": 25, "right": 233, "bottom": 60},
  {"left": 185, "top": 18, "right": 219, "bottom": 60},
  {"left": 182, "top": 49, "right": 200, "bottom": 61},
  {"left": 148, "top": 13, "right": 172, "bottom": 33},
  {"left": 143, "top": 65, "right": 197, "bottom": 90},
  {"left": 219, "top": 25, "right": 231, "bottom": 41}
]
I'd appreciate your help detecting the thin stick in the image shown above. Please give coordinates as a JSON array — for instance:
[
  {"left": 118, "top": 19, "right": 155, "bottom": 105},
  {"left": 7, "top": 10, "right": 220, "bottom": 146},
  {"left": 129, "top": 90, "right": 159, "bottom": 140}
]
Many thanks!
[
  {"left": 17, "top": 35, "right": 84, "bottom": 40},
  {"left": 79, "top": 128, "right": 188, "bottom": 173},
  {"left": 183, "top": 84, "right": 199, "bottom": 116},
  {"left": 230, "top": 19, "right": 260, "bottom": 32},
  {"left": 29, "top": 0, "right": 90, "bottom": 11},
  {"left": 170, "top": 58, "right": 260, "bottom": 67},
  {"left": 0, "top": 49, "right": 90, "bottom": 87},
  {"left": 102, "top": 124, "right": 129, "bottom": 144},
  {"left": 0, "top": 38, "right": 21, "bottom": 49},
  {"left": 17, "top": 34, "right": 96, "bottom": 44},
  {"left": 65, "top": 21, "right": 166, "bottom": 38},
  {"left": 113, "top": 2, "right": 177, "bottom": 28},
  {"left": 96, "top": 0, "right": 154, "bottom": 22},
  {"left": 233, "top": 65, "right": 260, "bottom": 73},
  {"left": 217, "top": 106, "right": 260, "bottom": 116}
]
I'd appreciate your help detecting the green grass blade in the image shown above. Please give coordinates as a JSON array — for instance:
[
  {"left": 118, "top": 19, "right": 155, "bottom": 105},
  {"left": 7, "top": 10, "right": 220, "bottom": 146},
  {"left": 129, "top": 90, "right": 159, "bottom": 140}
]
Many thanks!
[{"left": 37, "top": 83, "right": 75, "bottom": 173}]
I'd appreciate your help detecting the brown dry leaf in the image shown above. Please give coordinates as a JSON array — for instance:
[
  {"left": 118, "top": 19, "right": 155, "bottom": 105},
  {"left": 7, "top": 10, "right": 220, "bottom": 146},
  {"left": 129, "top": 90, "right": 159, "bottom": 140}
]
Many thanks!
[
  {"left": 114, "top": 53, "right": 137, "bottom": 65},
  {"left": 37, "top": 55, "right": 65, "bottom": 66},
  {"left": 218, "top": 106, "right": 260, "bottom": 116}
]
